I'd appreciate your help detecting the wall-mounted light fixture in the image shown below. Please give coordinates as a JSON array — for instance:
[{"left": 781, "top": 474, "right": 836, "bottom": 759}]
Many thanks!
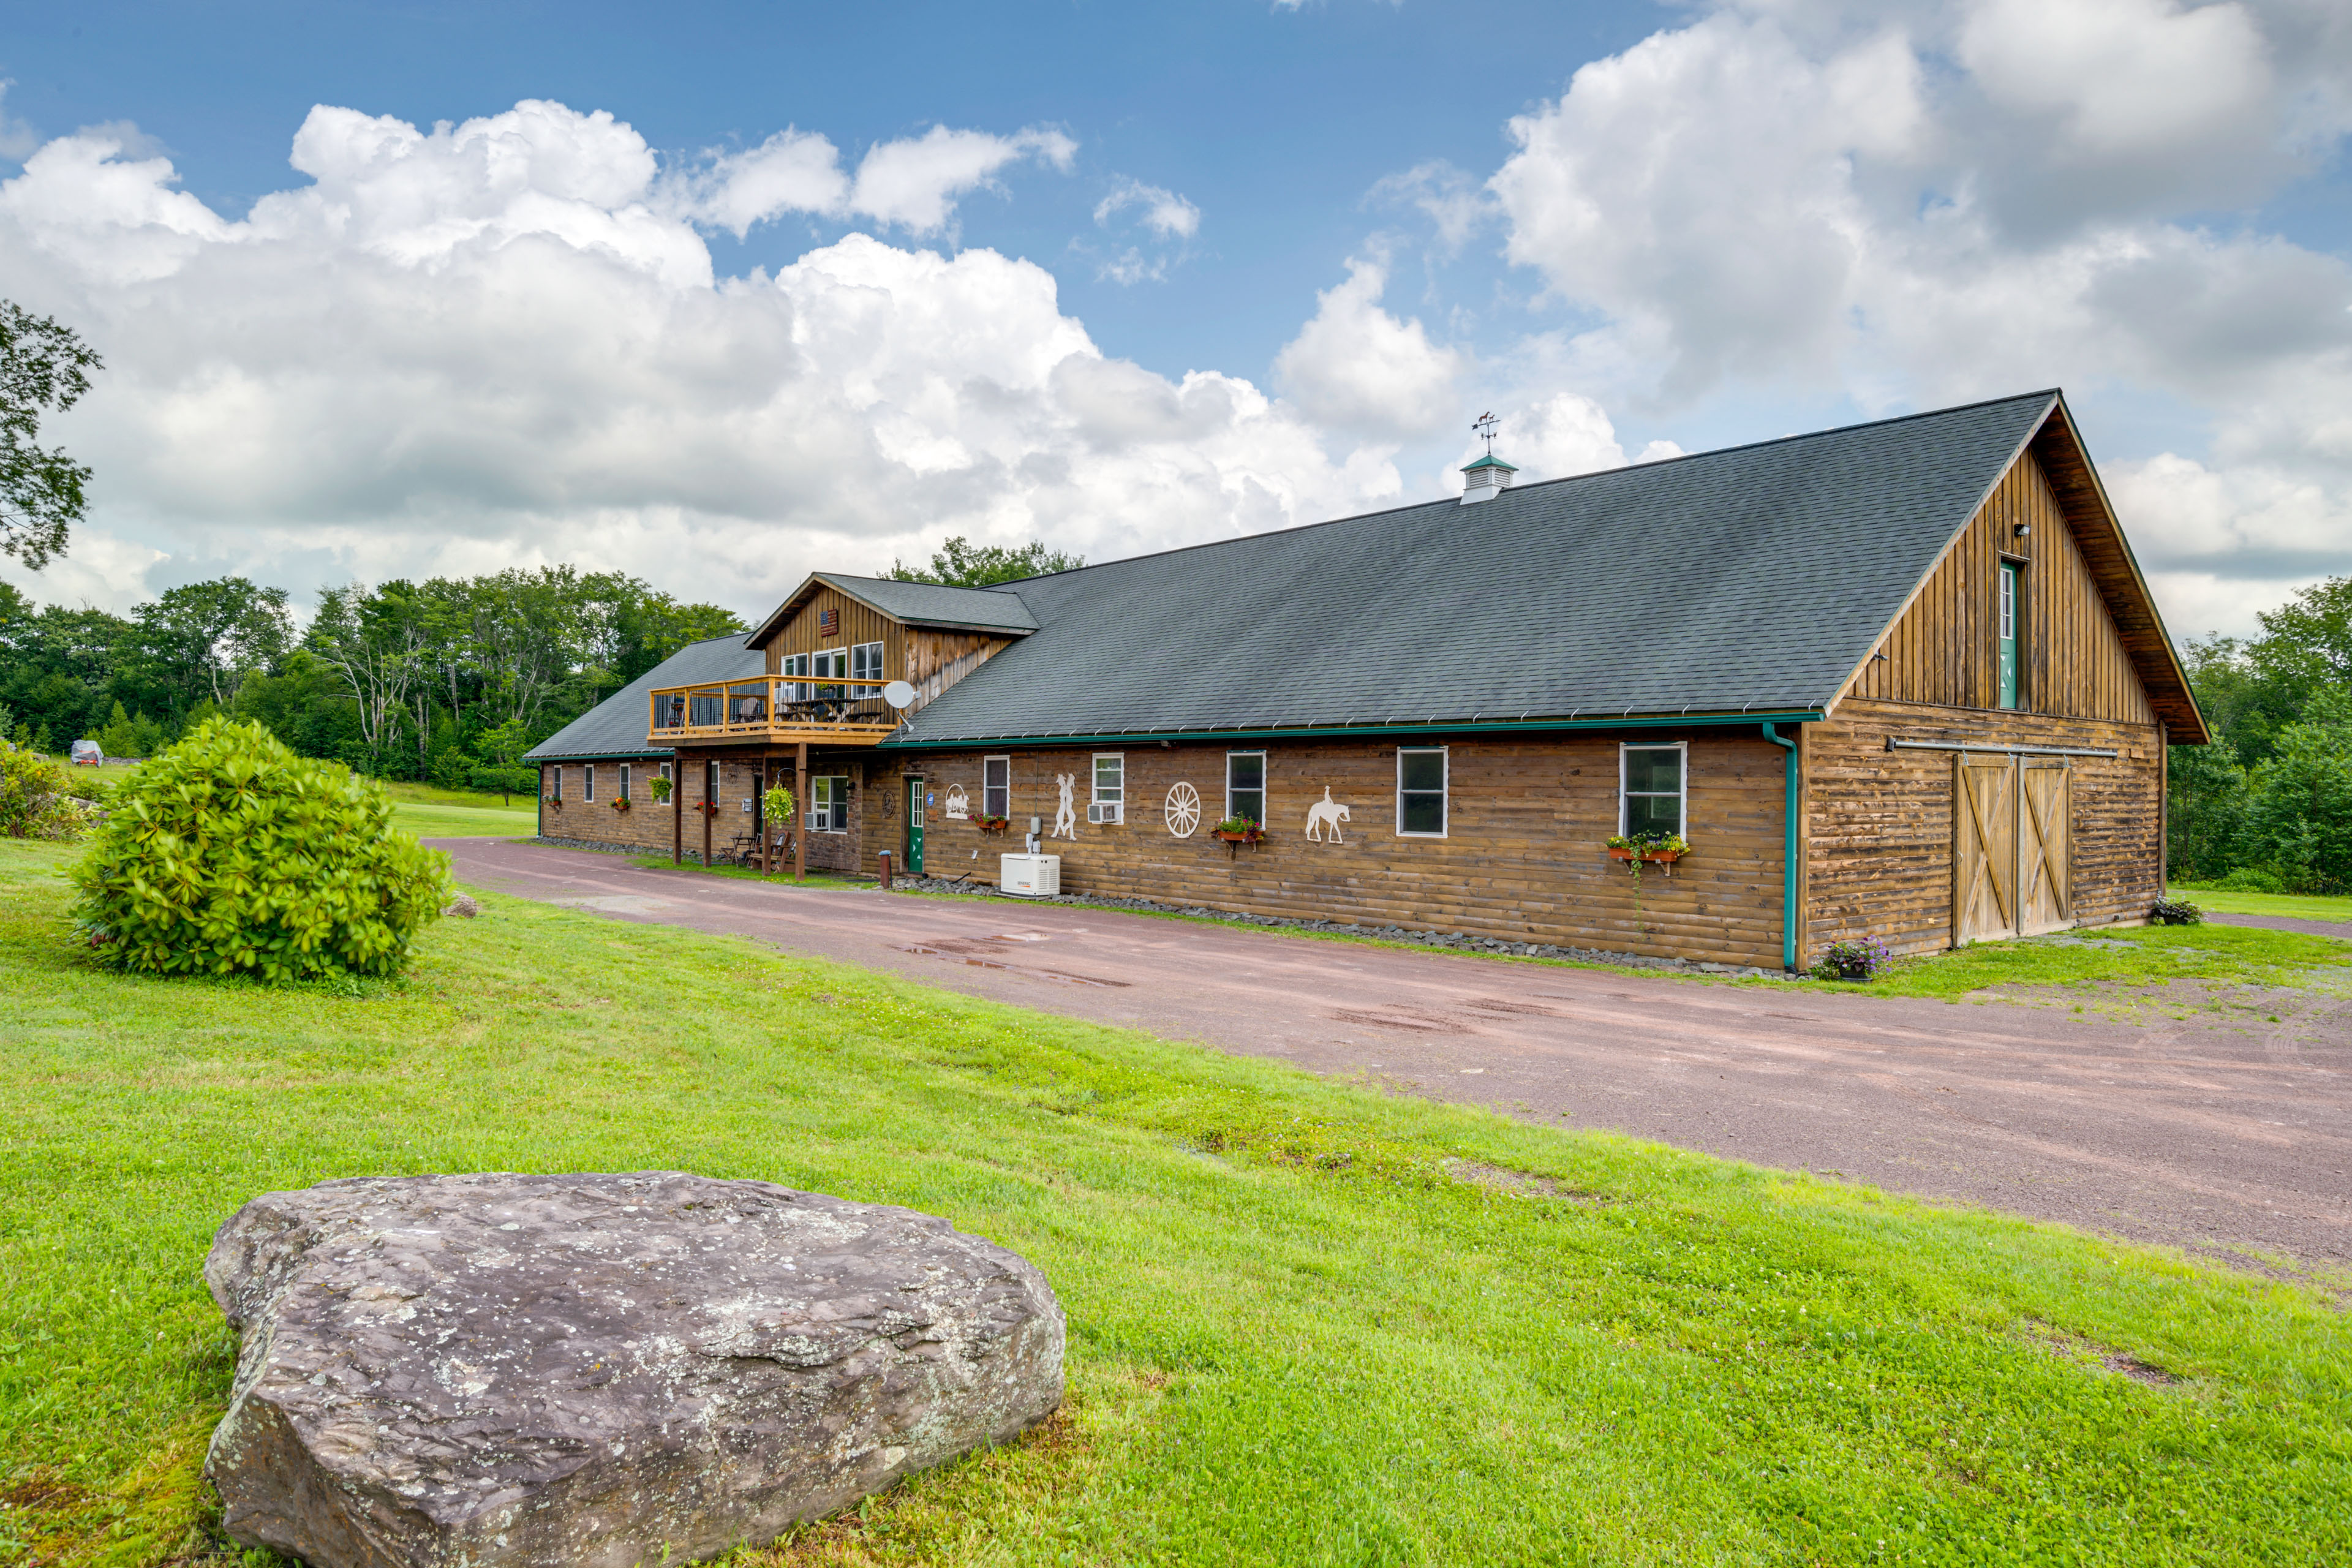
[{"left": 2013, "top": 522, "right": 2032, "bottom": 538}]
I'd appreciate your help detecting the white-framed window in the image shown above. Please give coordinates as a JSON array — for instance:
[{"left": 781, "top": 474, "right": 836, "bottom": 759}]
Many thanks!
[
  {"left": 780, "top": 651, "right": 812, "bottom": 703},
  {"left": 1226, "top": 751, "right": 1265, "bottom": 829},
  {"left": 851, "top": 640, "right": 884, "bottom": 684},
  {"left": 1619, "top": 742, "right": 1687, "bottom": 837},
  {"left": 1089, "top": 753, "right": 1125, "bottom": 824},
  {"left": 550, "top": 766, "right": 563, "bottom": 801},
  {"left": 706, "top": 759, "right": 720, "bottom": 806},
  {"left": 584, "top": 764, "right": 597, "bottom": 803},
  {"left": 814, "top": 647, "right": 847, "bottom": 698},
  {"left": 619, "top": 762, "right": 631, "bottom": 803},
  {"left": 983, "top": 755, "right": 1011, "bottom": 819},
  {"left": 1396, "top": 747, "right": 1447, "bottom": 837},
  {"left": 810, "top": 775, "right": 851, "bottom": 832},
  {"left": 659, "top": 762, "right": 671, "bottom": 783}
]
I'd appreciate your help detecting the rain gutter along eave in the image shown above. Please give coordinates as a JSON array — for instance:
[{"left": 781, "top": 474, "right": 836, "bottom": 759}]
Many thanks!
[{"left": 877, "top": 710, "right": 1829, "bottom": 752}]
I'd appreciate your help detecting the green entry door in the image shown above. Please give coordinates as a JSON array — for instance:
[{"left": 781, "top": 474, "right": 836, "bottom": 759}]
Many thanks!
[
  {"left": 904, "top": 776, "right": 925, "bottom": 875},
  {"left": 1997, "top": 561, "right": 2021, "bottom": 710}
]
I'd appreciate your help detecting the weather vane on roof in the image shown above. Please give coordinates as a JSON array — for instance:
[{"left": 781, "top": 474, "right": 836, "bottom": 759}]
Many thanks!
[{"left": 1472, "top": 411, "right": 1498, "bottom": 455}]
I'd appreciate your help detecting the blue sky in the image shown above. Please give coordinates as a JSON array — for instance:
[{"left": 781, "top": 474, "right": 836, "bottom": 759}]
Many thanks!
[{"left": 3, "top": 0, "right": 2348, "bottom": 636}]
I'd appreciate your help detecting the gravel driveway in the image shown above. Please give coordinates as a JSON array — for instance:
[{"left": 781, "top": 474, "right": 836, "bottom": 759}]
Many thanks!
[{"left": 441, "top": 839, "right": 2352, "bottom": 1275}]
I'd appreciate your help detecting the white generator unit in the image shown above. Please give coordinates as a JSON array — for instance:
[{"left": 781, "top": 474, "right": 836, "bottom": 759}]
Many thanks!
[{"left": 998, "top": 853, "right": 1061, "bottom": 897}]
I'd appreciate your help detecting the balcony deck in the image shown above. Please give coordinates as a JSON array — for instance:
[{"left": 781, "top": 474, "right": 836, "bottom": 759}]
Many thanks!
[{"left": 648, "top": 676, "right": 902, "bottom": 747}]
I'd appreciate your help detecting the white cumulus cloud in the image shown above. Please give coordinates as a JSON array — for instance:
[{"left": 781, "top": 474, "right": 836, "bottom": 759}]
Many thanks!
[
  {"left": 673, "top": 120, "right": 1077, "bottom": 239},
  {"left": 0, "top": 100, "right": 1399, "bottom": 616},
  {"left": 1273, "top": 254, "right": 1464, "bottom": 443},
  {"left": 1482, "top": 0, "right": 2352, "bottom": 634}
]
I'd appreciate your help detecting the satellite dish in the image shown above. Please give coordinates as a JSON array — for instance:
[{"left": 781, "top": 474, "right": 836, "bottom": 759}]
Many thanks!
[{"left": 882, "top": 680, "right": 916, "bottom": 710}]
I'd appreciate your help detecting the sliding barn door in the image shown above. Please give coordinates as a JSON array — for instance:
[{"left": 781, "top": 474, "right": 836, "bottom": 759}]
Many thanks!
[
  {"left": 1953, "top": 755, "right": 2017, "bottom": 944},
  {"left": 2017, "top": 761, "right": 2073, "bottom": 935}
]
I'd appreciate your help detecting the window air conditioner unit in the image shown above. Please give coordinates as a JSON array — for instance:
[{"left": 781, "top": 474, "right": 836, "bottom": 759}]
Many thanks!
[{"left": 1087, "top": 802, "right": 1123, "bottom": 825}]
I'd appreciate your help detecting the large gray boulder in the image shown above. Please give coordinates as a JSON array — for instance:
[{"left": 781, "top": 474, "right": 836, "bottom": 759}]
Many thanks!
[{"left": 202, "top": 1172, "right": 1064, "bottom": 1567}]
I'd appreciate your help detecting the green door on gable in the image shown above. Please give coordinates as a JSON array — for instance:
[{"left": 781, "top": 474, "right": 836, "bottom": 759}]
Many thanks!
[
  {"left": 904, "top": 777, "right": 925, "bottom": 875},
  {"left": 1997, "top": 562, "right": 2021, "bottom": 710}
]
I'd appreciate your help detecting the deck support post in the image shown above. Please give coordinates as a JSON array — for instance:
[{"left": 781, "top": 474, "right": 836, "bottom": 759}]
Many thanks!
[
  {"left": 758, "top": 754, "right": 771, "bottom": 876},
  {"left": 701, "top": 754, "right": 713, "bottom": 868},
  {"left": 672, "top": 753, "right": 683, "bottom": 865},
  {"left": 794, "top": 743, "right": 808, "bottom": 884}
]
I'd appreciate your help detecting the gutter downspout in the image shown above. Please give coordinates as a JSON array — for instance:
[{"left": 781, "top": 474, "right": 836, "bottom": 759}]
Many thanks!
[{"left": 1762, "top": 722, "right": 1800, "bottom": 974}]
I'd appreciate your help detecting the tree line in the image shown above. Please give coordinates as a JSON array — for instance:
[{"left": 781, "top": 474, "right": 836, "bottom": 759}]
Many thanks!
[
  {"left": 0, "top": 534, "right": 1077, "bottom": 800},
  {"left": 0, "top": 570, "right": 742, "bottom": 794},
  {"left": 2169, "top": 576, "right": 2352, "bottom": 894}
]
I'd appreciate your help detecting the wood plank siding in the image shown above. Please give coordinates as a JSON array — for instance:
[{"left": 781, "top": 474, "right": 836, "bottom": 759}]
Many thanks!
[
  {"left": 1813, "top": 444, "right": 2169, "bottom": 959},
  {"left": 762, "top": 585, "right": 899, "bottom": 679},
  {"left": 877, "top": 734, "right": 1792, "bottom": 967},
  {"left": 1801, "top": 701, "right": 2163, "bottom": 956},
  {"left": 1843, "top": 450, "right": 2154, "bottom": 725}
]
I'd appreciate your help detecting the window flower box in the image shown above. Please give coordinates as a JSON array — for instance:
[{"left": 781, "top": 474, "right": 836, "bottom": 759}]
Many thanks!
[
  {"left": 1607, "top": 846, "right": 1682, "bottom": 865},
  {"left": 976, "top": 814, "right": 1011, "bottom": 835}
]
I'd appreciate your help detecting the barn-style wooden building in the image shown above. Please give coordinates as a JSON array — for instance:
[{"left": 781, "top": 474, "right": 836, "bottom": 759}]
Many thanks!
[{"left": 526, "top": 389, "right": 2206, "bottom": 971}]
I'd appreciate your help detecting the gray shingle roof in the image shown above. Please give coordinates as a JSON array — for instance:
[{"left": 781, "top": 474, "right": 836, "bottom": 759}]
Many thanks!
[
  {"left": 524, "top": 635, "right": 763, "bottom": 762},
  {"left": 884, "top": 391, "right": 2059, "bottom": 745},
  {"left": 815, "top": 573, "right": 1039, "bottom": 633}
]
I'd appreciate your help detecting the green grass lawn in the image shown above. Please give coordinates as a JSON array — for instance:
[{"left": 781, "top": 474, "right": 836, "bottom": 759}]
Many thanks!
[
  {"left": 2171, "top": 885, "right": 2352, "bottom": 925},
  {"left": 2, "top": 836, "right": 2348, "bottom": 1566},
  {"left": 1782, "top": 921, "right": 2352, "bottom": 1013},
  {"left": 386, "top": 799, "right": 540, "bottom": 839}
]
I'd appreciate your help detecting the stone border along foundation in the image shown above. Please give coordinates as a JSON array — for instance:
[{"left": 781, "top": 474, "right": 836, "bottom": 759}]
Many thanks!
[{"left": 518, "top": 840, "right": 1793, "bottom": 979}]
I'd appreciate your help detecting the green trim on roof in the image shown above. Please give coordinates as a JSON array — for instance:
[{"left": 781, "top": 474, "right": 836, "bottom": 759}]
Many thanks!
[
  {"left": 1461, "top": 454, "right": 1518, "bottom": 472},
  {"left": 879, "top": 709, "right": 1828, "bottom": 752}
]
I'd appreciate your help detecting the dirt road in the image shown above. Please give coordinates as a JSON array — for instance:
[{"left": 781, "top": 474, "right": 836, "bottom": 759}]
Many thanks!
[{"left": 442, "top": 839, "right": 2352, "bottom": 1273}]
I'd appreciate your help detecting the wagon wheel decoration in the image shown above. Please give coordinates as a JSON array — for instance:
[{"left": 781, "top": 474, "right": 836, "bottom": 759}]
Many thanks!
[{"left": 1164, "top": 782, "right": 1201, "bottom": 839}]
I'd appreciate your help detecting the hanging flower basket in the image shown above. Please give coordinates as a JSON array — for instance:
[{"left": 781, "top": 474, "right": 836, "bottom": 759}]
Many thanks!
[
  {"left": 610, "top": 797, "right": 631, "bottom": 813},
  {"left": 697, "top": 802, "right": 722, "bottom": 818},
  {"left": 543, "top": 796, "right": 563, "bottom": 810}
]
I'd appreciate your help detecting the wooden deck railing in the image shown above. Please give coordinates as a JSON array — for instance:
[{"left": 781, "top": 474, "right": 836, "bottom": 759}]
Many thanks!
[{"left": 647, "top": 676, "right": 902, "bottom": 746}]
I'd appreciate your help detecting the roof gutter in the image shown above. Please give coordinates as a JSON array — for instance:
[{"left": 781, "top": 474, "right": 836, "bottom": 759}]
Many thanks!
[
  {"left": 880, "top": 709, "right": 1828, "bottom": 752},
  {"left": 1761, "top": 722, "right": 1802, "bottom": 974}
]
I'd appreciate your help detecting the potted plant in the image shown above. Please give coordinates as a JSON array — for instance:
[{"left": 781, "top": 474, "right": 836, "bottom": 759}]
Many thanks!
[
  {"left": 1212, "top": 816, "right": 1264, "bottom": 843},
  {"left": 1811, "top": 935, "right": 1893, "bottom": 982},
  {"left": 649, "top": 775, "right": 672, "bottom": 804},
  {"left": 976, "top": 813, "right": 1011, "bottom": 835},
  {"left": 610, "top": 795, "right": 631, "bottom": 813},
  {"left": 697, "top": 799, "right": 722, "bottom": 818}
]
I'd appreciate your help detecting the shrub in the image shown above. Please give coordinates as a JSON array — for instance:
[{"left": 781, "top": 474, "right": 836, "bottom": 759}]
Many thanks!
[
  {"left": 2213, "top": 866, "right": 2287, "bottom": 894},
  {"left": 71, "top": 718, "right": 451, "bottom": 982},
  {"left": 2149, "top": 895, "right": 2204, "bottom": 926},
  {"left": 0, "top": 747, "right": 94, "bottom": 839}
]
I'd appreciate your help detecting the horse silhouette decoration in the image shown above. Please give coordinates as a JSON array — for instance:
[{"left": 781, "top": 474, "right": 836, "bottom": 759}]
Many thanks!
[{"left": 1304, "top": 786, "right": 1351, "bottom": 844}]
